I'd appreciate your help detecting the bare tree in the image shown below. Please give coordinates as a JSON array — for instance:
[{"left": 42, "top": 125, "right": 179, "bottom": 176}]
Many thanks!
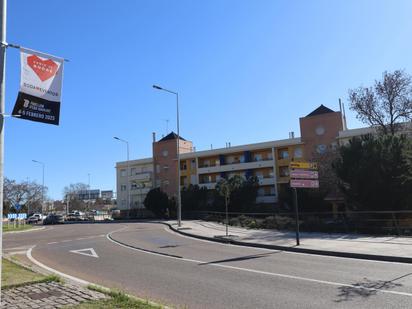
[
  {"left": 4, "top": 178, "right": 45, "bottom": 214},
  {"left": 349, "top": 70, "right": 412, "bottom": 135},
  {"left": 62, "top": 183, "right": 89, "bottom": 212}
]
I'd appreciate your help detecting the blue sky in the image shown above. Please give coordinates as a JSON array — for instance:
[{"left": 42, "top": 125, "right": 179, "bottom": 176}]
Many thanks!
[{"left": 5, "top": 0, "right": 412, "bottom": 199}]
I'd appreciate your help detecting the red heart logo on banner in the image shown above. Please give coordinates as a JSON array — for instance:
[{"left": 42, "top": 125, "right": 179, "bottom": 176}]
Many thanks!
[{"left": 27, "top": 55, "right": 58, "bottom": 82}]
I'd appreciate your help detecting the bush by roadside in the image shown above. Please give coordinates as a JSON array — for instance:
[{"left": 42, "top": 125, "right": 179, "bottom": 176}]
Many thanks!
[{"left": 226, "top": 215, "right": 295, "bottom": 230}]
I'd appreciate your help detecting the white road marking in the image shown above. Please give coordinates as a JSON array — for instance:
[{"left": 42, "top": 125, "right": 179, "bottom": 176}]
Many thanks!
[
  {"left": 107, "top": 229, "right": 412, "bottom": 298},
  {"left": 47, "top": 241, "right": 58, "bottom": 245},
  {"left": 70, "top": 248, "right": 99, "bottom": 258}
]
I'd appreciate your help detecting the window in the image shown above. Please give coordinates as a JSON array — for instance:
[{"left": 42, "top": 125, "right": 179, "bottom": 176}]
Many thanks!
[
  {"left": 316, "top": 144, "right": 327, "bottom": 154},
  {"left": 131, "top": 183, "right": 137, "bottom": 190},
  {"left": 156, "top": 164, "right": 160, "bottom": 174},
  {"left": 254, "top": 154, "right": 262, "bottom": 161},
  {"left": 163, "top": 165, "right": 169, "bottom": 172},
  {"left": 278, "top": 149, "right": 289, "bottom": 159},
  {"left": 270, "top": 187, "right": 276, "bottom": 196},
  {"left": 267, "top": 152, "right": 273, "bottom": 160},
  {"left": 257, "top": 188, "right": 265, "bottom": 196},
  {"left": 121, "top": 199, "right": 126, "bottom": 206},
  {"left": 131, "top": 168, "right": 136, "bottom": 175},
  {"left": 120, "top": 169, "right": 126, "bottom": 177},
  {"left": 181, "top": 162, "right": 187, "bottom": 170},
  {"left": 155, "top": 180, "right": 161, "bottom": 187},
  {"left": 240, "top": 155, "right": 245, "bottom": 163},
  {"left": 255, "top": 171, "right": 263, "bottom": 180},
  {"left": 191, "top": 159, "right": 196, "bottom": 169},
  {"left": 279, "top": 166, "right": 289, "bottom": 177},
  {"left": 294, "top": 147, "right": 303, "bottom": 158},
  {"left": 162, "top": 150, "right": 168, "bottom": 157},
  {"left": 120, "top": 184, "right": 127, "bottom": 191}
]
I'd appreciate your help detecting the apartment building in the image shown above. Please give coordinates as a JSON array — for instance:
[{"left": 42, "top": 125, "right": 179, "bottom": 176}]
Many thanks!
[
  {"left": 116, "top": 158, "right": 154, "bottom": 210},
  {"left": 116, "top": 104, "right": 405, "bottom": 210}
]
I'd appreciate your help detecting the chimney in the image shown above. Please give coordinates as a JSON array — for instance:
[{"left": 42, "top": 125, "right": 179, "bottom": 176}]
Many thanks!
[
  {"left": 152, "top": 132, "right": 156, "bottom": 142},
  {"left": 289, "top": 132, "right": 295, "bottom": 138}
]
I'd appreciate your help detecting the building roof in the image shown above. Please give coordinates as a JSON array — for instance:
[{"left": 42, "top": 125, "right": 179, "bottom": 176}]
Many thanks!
[
  {"left": 306, "top": 104, "right": 335, "bottom": 117},
  {"left": 158, "top": 132, "right": 187, "bottom": 142}
]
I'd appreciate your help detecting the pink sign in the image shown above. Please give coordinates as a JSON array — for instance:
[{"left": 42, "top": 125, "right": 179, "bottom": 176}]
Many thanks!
[
  {"left": 290, "top": 179, "right": 319, "bottom": 188},
  {"left": 290, "top": 170, "right": 319, "bottom": 179}
]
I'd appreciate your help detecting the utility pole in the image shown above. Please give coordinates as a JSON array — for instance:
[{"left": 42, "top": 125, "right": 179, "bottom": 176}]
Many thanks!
[{"left": 0, "top": 0, "right": 7, "bottom": 303}]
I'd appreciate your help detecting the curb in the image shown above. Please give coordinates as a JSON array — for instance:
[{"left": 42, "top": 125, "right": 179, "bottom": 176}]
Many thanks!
[
  {"left": 3, "top": 226, "right": 46, "bottom": 234},
  {"left": 161, "top": 222, "right": 412, "bottom": 264}
]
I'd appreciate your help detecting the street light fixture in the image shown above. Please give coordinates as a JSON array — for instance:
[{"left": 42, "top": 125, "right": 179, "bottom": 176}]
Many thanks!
[
  {"left": 114, "top": 136, "right": 131, "bottom": 218},
  {"left": 32, "top": 159, "right": 45, "bottom": 213},
  {"left": 152, "top": 84, "right": 182, "bottom": 227}
]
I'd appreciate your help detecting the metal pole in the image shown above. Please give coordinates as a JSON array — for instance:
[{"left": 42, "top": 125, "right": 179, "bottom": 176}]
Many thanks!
[
  {"left": 88, "top": 173, "right": 90, "bottom": 213},
  {"left": 293, "top": 187, "right": 300, "bottom": 246},
  {"left": 42, "top": 163, "right": 44, "bottom": 212},
  {"left": 126, "top": 141, "right": 130, "bottom": 218},
  {"left": 225, "top": 195, "right": 229, "bottom": 237},
  {"left": 0, "top": 0, "right": 6, "bottom": 302},
  {"left": 176, "top": 92, "right": 181, "bottom": 227}
]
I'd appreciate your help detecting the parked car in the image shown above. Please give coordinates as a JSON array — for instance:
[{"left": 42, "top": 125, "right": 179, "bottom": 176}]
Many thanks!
[
  {"left": 26, "top": 213, "right": 44, "bottom": 224},
  {"left": 43, "top": 214, "right": 64, "bottom": 225},
  {"left": 66, "top": 211, "right": 85, "bottom": 221}
]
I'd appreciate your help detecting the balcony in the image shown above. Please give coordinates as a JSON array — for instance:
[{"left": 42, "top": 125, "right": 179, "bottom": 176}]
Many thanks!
[
  {"left": 256, "top": 195, "right": 277, "bottom": 203},
  {"left": 129, "top": 172, "right": 152, "bottom": 181},
  {"left": 198, "top": 160, "right": 274, "bottom": 175},
  {"left": 257, "top": 177, "right": 275, "bottom": 186},
  {"left": 199, "top": 182, "right": 216, "bottom": 190}
]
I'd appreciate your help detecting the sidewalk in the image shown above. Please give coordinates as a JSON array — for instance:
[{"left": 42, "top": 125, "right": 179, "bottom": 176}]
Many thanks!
[{"left": 165, "top": 220, "right": 412, "bottom": 263}]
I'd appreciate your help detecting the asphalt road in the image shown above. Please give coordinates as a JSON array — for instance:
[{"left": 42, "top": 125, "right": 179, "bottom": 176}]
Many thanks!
[{"left": 4, "top": 222, "right": 412, "bottom": 308}]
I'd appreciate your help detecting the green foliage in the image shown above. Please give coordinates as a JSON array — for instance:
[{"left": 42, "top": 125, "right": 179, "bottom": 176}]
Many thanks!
[
  {"left": 181, "top": 184, "right": 209, "bottom": 212},
  {"left": 143, "top": 188, "right": 169, "bottom": 218},
  {"left": 334, "top": 134, "right": 412, "bottom": 210},
  {"left": 215, "top": 175, "right": 259, "bottom": 212}
]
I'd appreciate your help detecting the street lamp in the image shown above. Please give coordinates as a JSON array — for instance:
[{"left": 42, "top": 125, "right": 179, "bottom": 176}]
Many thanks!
[
  {"left": 152, "top": 84, "right": 182, "bottom": 227},
  {"left": 32, "top": 159, "right": 45, "bottom": 213},
  {"left": 114, "top": 136, "right": 130, "bottom": 218}
]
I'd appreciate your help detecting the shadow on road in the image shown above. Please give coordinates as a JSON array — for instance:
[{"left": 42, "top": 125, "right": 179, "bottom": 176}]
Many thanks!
[
  {"left": 335, "top": 273, "right": 412, "bottom": 302},
  {"left": 198, "top": 252, "right": 280, "bottom": 266}
]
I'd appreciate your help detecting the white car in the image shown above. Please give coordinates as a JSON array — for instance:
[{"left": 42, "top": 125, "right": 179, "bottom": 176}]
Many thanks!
[{"left": 27, "top": 213, "right": 44, "bottom": 224}]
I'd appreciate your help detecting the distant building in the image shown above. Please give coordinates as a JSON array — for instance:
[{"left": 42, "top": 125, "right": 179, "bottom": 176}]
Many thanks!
[
  {"left": 115, "top": 104, "right": 411, "bottom": 210},
  {"left": 101, "top": 190, "right": 114, "bottom": 200},
  {"left": 75, "top": 189, "right": 100, "bottom": 201}
]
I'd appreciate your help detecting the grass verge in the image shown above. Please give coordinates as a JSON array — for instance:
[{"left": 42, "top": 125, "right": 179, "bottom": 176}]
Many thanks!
[
  {"left": 1, "top": 258, "right": 61, "bottom": 289},
  {"left": 66, "top": 285, "right": 163, "bottom": 309},
  {"left": 3, "top": 224, "right": 34, "bottom": 233}
]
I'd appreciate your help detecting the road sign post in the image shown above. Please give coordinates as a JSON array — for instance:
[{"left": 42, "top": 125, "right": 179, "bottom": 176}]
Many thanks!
[
  {"left": 290, "top": 161, "right": 319, "bottom": 246},
  {"left": 293, "top": 187, "right": 300, "bottom": 246}
]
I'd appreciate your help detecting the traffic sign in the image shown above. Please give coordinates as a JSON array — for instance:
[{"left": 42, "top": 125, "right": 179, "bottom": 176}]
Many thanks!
[
  {"left": 289, "top": 162, "right": 318, "bottom": 170},
  {"left": 290, "top": 179, "right": 319, "bottom": 188},
  {"left": 290, "top": 170, "right": 319, "bottom": 179}
]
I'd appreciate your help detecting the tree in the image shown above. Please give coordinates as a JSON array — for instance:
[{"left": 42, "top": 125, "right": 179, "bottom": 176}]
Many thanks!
[
  {"left": 4, "top": 178, "right": 45, "bottom": 215},
  {"left": 181, "top": 184, "right": 209, "bottom": 213},
  {"left": 349, "top": 70, "right": 412, "bottom": 135},
  {"left": 62, "top": 183, "right": 89, "bottom": 212},
  {"left": 215, "top": 175, "right": 244, "bottom": 236},
  {"left": 333, "top": 134, "right": 412, "bottom": 211},
  {"left": 230, "top": 176, "right": 259, "bottom": 212},
  {"left": 143, "top": 188, "right": 169, "bottom": 218}
]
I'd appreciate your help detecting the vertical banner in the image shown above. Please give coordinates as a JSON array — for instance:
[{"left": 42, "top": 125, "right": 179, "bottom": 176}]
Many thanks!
[{"left": 12, "top": 48, "right": 64, "bottom": 125}]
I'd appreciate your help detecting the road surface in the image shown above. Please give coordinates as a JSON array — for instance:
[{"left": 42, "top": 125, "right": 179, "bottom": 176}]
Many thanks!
[{"left": 4, "top": 222, "right": 412, "bottom": 308}]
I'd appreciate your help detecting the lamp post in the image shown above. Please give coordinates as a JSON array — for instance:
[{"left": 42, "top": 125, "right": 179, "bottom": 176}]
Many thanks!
[
  {"left": 32, "top": 160, "right": 45, "bottom": 213},
  {"left": 87, "top": 173, "right": 91, "bottom": 212},
  {"left": 152, "top": 84, "right": 181, "bottom": 227},
  {"left": 114, "top": 136, "right": 130, "bottom": 218}
]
